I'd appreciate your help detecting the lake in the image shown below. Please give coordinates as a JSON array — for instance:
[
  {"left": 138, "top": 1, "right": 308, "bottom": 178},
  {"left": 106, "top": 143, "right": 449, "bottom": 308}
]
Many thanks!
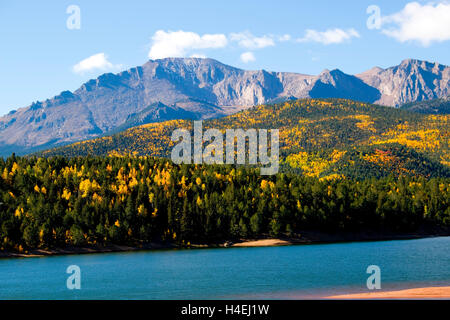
[{"left": 1, "top": 237, "right": 449, "bottom": 299}]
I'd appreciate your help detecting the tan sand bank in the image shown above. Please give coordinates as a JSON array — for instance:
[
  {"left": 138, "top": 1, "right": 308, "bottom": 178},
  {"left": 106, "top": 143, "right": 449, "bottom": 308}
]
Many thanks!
[
  {"left": 326, "top": 286, "right": 450, "bottom": 299},
  {"left": 231, "top": 239, "right": 292, "bottom": 247}
]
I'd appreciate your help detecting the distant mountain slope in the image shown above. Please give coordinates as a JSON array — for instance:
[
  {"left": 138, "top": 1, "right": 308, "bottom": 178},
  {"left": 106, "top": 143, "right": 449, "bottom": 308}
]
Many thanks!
[
  {"left": 106, "top": 101, "right": 201, "bottom": 135},
  {"left": 39, "top": 98, "right": 450, "bottom": 179},
  {"left": 310, "top": 69, "right": 381, "bottom": 102},
  {"left": 400, "top": 98, "right": 450, "bottom": 114},
  {"left": 356, "top": 59, "right": 449, "bottom": 106},
  {"left": 1, "top": 58, "right": 449, "bottom": 156}
]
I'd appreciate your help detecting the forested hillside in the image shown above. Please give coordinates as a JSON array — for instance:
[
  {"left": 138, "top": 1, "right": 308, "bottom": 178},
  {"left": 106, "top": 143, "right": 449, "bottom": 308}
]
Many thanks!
[
  {"left": 40, "top": 98, "right": 450, "bottom": 179},
  {"left": 3, "top": 99, "right": 450, "bottom": 252},
  {"left": 400, "top": 98, "right": 450, "bottom": 114},
  {"left": 1, "top": 155, "right": 449, "bottom": 252}
]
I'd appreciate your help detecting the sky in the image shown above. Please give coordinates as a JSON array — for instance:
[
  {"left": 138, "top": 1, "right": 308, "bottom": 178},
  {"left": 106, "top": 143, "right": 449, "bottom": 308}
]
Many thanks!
[{"left": 0, "top": 0, "right": 449, "bottom": 116}]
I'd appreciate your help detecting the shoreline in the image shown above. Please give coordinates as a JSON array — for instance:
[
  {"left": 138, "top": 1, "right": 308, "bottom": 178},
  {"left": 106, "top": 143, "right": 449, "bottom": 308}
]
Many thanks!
[
  {"left": 1, "top": 231, "right": 449, "bottom": 259},
  {"left": 326, "top": 286, "right": 450, "bottom": 299}
]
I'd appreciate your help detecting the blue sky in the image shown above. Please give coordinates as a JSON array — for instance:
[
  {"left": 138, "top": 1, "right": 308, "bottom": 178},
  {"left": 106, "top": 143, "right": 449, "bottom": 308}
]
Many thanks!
[{"left": 0, "top": 0, "right": 449, "bottom": 115}]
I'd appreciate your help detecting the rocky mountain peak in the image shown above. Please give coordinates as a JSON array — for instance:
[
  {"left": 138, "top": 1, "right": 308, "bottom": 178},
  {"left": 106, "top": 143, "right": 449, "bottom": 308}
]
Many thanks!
[{"left": 0, "top": 58, "right": 448, "bottom": 156}]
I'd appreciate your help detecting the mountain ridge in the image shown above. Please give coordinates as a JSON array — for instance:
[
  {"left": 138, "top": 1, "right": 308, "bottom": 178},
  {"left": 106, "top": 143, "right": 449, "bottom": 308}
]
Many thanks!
[{"left": 0, "top": 57, "right": 448, "bottom": 156}]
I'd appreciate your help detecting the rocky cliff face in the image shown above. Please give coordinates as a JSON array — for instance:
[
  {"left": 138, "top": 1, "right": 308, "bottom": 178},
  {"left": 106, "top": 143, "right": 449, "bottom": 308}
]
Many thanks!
[
  {"left": 356, "top": 59, "right": 449, "bottom": 106},
  {"left": 0, "top": 57, "right": 448, "bottom": 155}
]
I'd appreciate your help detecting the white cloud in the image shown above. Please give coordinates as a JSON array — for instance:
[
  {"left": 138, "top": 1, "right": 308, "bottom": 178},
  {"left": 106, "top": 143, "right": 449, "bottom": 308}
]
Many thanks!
[
  {"left": 148, "top": 30, "right": 227, "bottom": 59},
  {"left": 278, "top": 34, "right": 292, "bottom": 42},
  {"left": 230, "top": 31, "right": 275, "bottom": 49},
  {"left": 147, "top": 30, "right": 294, "bottom": 61},
  {"left": 297, "top": 28, "right": 360, "bottom": 44},
  {"left": 190, "top": 53, "right": 207, "bottom": 59},
  {"left": 380, "top": 1, "right": 450, "bottom": 46},
  {"left": 240, "top": 52, "right": 256, "bottom": 63},
  {"left": 72, "top": 53, "right": 121, "bottom": 74}
]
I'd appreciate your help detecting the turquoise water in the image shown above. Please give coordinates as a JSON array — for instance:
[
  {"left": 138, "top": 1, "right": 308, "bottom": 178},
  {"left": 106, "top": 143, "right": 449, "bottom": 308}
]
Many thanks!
[{"left": 0, "top": 237, "right": 449, "bottom": 299}]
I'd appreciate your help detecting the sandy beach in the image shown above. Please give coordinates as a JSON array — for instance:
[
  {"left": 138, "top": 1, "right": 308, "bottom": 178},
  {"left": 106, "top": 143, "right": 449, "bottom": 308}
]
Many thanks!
[
  {"left": 326, "top": 286, "right": 450, "bottom": 299},
  {"left": 1, "top": 233, "right": 448, "bottom": 258},
  {"left": 231, "top": 239, "right": 292, "bottom": 247},
  {"left": 0, "top": 239, "right": 293, "bottom": 258}
]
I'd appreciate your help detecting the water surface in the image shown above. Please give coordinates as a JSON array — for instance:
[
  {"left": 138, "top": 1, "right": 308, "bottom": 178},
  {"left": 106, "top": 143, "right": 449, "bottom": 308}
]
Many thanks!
[{"left": 0, "top": 237, "right": 449, "bottom": 299}]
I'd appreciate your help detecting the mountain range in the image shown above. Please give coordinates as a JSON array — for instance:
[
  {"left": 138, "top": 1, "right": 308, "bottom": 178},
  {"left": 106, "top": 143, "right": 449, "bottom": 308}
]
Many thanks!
[{"left": 0, "top": 57, "right": 448, "bottom": 156}]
